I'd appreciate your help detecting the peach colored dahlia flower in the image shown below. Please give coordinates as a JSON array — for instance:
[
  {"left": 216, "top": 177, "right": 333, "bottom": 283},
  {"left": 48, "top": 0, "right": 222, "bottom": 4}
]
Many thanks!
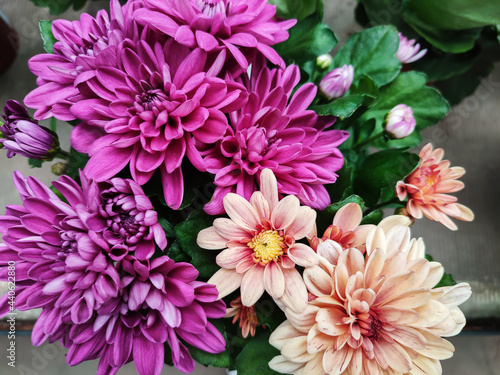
[
  {"left": 396, "top": 143, "right": 474, "bottom": 230},
  {"left": 308, "top": 203, "right": 375, "bottom": 264},
  {"left": 197, "top": 168, "right": 319, "bottom": 312},
  {"left": 269, "top": 217, "right": 471, "bottom": 375}
]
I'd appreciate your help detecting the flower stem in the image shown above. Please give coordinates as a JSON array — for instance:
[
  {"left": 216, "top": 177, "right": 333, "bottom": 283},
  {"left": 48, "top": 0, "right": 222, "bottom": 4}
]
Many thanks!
[
  {"left": 354, "top": 131, "right": 385, "bottom": 149},
  {"left": 55, "top": 149, "right": 70, "bottom": 160}
]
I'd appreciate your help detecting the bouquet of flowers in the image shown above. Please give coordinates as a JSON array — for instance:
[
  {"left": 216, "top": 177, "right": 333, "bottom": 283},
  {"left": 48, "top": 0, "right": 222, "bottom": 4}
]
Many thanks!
[{"left": 2, "top": 0, "right": 493, "bottom": 373}]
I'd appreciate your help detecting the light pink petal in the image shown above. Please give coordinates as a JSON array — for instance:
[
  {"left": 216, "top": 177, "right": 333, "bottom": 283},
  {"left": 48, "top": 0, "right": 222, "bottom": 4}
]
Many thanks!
[
  {"left": 207, "top": 268, "right": 244, "bottom": 299},
  {"left": 333, "top": 203, "right": 363, "bottom": 232},
  {"left": 287, "top": 243, "right": 318, "bottom": 268},
  {"left": 223, "top": 193, "right": 260, "bottom": 231},
  {"left": 240, "top": 264, "right": 265, "bottom": 306},
  {"left": 285, "top": 206, "right": 316, "bottom": 240},
  {"left": 280, "top": 268, "right": 308, "bottom": 313},
  {"left": 259, "top": 168, "right": 279, "bottom": 210},
  {"left": 271, "top": 195, "right": 300, "bottom": 231},
  {"left": 197, "top": 227, "right": 227, "bottom": 249},
  {"left": 263, "top": 262, "right": 285, "bottom": 299}
]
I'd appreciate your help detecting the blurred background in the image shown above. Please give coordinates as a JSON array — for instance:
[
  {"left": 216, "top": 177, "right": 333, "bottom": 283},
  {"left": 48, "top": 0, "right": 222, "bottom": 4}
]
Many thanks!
[{"left": 0, "top": 0, "right": 498, "bottom": 373}]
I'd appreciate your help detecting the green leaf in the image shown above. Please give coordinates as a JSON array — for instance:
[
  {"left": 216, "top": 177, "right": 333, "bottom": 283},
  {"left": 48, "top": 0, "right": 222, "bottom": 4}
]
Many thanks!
[
  {"left": 28, "top": 158, "right": 43, "bottom": 168},
  {"left": 325, "top": 161, "right": 354, "bottom": 202},
  {"left": 30, "top": 0, "right": 93, "bottom": 15},
  {"left": 435, "top": 272, "right": 457, "bottom": 288},
  {"left": 174, "top": 212, "right": 220, "bottom": 280},
  {"left": 255, "top": 298, "right": 286, "bottom": 331},
  {"left": 353, "top": 149, "right": 420, "bottom": 206},
  {"left": 332, "top": 25, "right": 401, "bottom": 87},
  {"left": 311, "top": 94, "right": 365, "bottom": 119},
  {"left": 234, "top": 332, "right": 281, "bottom": 375},
  {"left": 323, "top": 195, "right": 365, "bottom": 216},
  {"left": 358, "top": 71, "right": 449, "bottom": 149},
  {"left": 402, "top": 11, "right": 482, "bottom": 53},
  {"left": 404, "top": 0, "right": 500, "bottom": 31},
  {"left": 268, "top": 0, "right": 323, "bottom": 21},
  {"left": 188, "top": 320, "right": 232, "bottom": 368},
  {"left": 65, "top": 148, "right": 89, "bottom": 180},
  {"left": 274, "top": 14, "right": 337, "bottom": 64},
  {"left": 39, "top": 20, "right": 57, "bottom": 53},
  {"left": 360, "top": 209, "right": 383, "bottom": 225},
  {"left": 158, "top": 217, "right": 176, "bottom": 238},
  {"left": 166, "top": 241, "right": 191, "bottom": 264}
]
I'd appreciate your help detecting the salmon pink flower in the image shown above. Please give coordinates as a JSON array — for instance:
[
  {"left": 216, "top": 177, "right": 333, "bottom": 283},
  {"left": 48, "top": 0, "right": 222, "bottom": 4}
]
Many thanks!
[
  {"left": 197, "top": 168, "right": 319, "bottom": 313},
  {"left": 396, "top": 143, "right": 474, "bottom": 230},
  {"left": 308, "top": 203, "right": 375, "bottom": 264},
  {"left": 199, "top": 62, "right": 349, "bottom": 215},
  {"left": 269, "top": 218, "right": 471, "bottom": 375},
  {"left": 225, "top": 296, "right": 263, "bottom": 338},
  {"left": 134, "top": 0, "right": 296, "bottom": 70}
]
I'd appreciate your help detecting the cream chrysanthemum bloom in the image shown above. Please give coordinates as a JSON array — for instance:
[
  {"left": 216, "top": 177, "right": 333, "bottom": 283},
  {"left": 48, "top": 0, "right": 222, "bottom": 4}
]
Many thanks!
[
  {"left": 269, "top": 215, "right": 471, "bottom": 375},
  {"left": 197, "top": 168, "right": 319, "bottom": 313}
]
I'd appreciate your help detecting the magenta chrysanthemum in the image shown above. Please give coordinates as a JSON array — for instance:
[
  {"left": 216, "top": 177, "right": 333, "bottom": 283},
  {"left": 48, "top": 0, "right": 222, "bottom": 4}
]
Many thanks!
[
  {"left": 134, "top": 0, "right": 296, "bottom": 70},
  {"left": 24, "top": 0, "right": 143, "bottom": 121},
  {"left": 70, "top": 38, "right": 247, "bottom": 209},
  {"left": 198, "top": 62, "right": 350, "bottom": 214},
  {"left": 0, "top": 172, "right": 225, "bottom": 374}
]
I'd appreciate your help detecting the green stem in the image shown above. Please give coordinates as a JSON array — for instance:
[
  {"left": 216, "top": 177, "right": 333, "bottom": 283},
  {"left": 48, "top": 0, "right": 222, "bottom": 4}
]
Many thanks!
[
  {"left": 354, "top": 131, "right": 385, "bottom": 149},
  {"left": 364, "top": 197, "right": 402, "bottom": 215},
  {"left": 54, "top": 149, "right": 70, "bottom": 160},
  {"left": 50, "top": 117, "right": 57, "bottom": 132}
]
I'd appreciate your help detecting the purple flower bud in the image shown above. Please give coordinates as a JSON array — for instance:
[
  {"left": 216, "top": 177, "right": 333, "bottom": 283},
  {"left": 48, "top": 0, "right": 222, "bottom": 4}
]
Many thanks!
[
  {"left": 319, "top": 64, "right": 354, "bottom": 100},
  {"left": 396, "top": 33, "right": 427, "bottom": 64},
  {"left": 0, "top": 100, "right": 59, "bottom": 160},
  {"left": 385, "top": 104, "right": 416, "bottom": 139}
]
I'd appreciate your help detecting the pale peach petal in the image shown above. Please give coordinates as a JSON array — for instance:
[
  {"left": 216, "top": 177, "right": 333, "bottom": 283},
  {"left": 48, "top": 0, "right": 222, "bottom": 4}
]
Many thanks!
[
  {"left": 373, "top": 270, "right": 417, "bottom": 306},
  {"left": 383, "top": 289, "right": 432, "bottom": 309},
  {"left": 285, "top": 206, "right": 316, "bottom": 239},
  {"left": 307, "top": 324, "right": 333, "bottom": 354},
  {"left": 408, "top": 199, "right": 423, "bottom": 219},
  {"left": 432, "top": 283, "right": 472, "bottom": 307},
  {"left": 223, "top": 193, "right": 260, "bottom": 231},
  {"left": 213, "top": 217, "right": 252, "bottom": 241},
  {"left": 409, "top": 354, "right": 442, "bottom": 375},
  {"left": 385, "top": 325, "right": 426, "bottom": 350},
  {"left": 285, "top": 305, "right": 321, "bottom": 333},
  {"left": 440, "top": 308, "right": 466, "bottom": 337},
  {"left": 270, "top": 321, "right": 304, "bottom": 350},
  {"left": 376, "top": 338, "right": 413, "bottom": 373},
  {"left": 207, "top": 268, "right": 244, "bottom": 298},
  {"left": 264, "top": 261, "right": 285, "bottom": 299},
  {"left": 281, "top": 336, "right": 316, "bottom": 362},
  {"left": 197, "top": 226, "right": 228, "bottom": 249},
  {"left": 322, "top": 344, "right": 353, "bottom": 374},
  {"left": 332, "top": 203, "right": 362, "bottom": 232},
  {"left": 351, "top": 224, "right": 375, "bottom": 248},
  {"left": 406, "top": 237, "right": 426, "bottom": 260},
  {"left": 365, "top": 227, "right": 386, "bottom": 255},
  {"left": 427, "top": 311, "right": 461, "bottom": 337},
  {"left": 268, "top": 355, "right": 305, "bottom": 373},
  {"left": 250, "top": 191, "right": 270, "bottom": 220},
  {"left": 259, "top": 168, "right": 279, "bottom": 211},
  {"left": 378, "top": 215, "right": 412, "bottom": 233},
  {"left": 304, "top": 265, "right": 334, "bottom": 297},
  {"left": 385, "top": 225, "right": 411, "bottom": 255},
  {"left": 316, "top": 239, "right": 341, "bottom": 265},
  {"left": 216, "top": 246, "right": 253, "bottom": 269},
  {"left": 455, "top": 203, "right": 474, "bottom": 221},
  {"left": 316, "top": 308, "right": 349, "bottom": 336},
  {"left": 448, "top": 166, "right": 465, "bottom": 179},
  {"left": 288, "top": 243, "right": 318, "bottom": 267},
  {"left": 419, "top": 261, "right": 444, "bottom": 289},
  {"left": 348, "top": 348, "right": 363, "bottom": 375},
  {"left": 240, "top": 264, "right": 266, "bottom": 306},
  {"left": 435, "top": 179, "right": 464, "bottom": 193},
  {"left": 364, "top": 248, "right": 385, "bottom": 288},
  {"left": 415, "top": 330, "right": 455, "bottom": 360},
  {"left": 396, "top": 181, "right": 408, "bottom": 200},
  {"left": 271, "top": 195, "right": 300, "bottom": 230},
  {"left": 280, "top": 267, "right": 308, "bottom": 313},
  {"left": 304, "top": 352, "right": 328, "bottom": 375}
]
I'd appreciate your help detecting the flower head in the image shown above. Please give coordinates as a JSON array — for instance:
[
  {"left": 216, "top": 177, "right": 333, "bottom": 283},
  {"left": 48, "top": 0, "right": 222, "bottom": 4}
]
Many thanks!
[
  {"left": 0, "top": 100, "right": 60, "bottom": 160},
  {"left": 71, "top": 38, "right": 247, "bottom": 209},
  {"left": 384, "top": 103, "right": 416, "bottom": 139},
  {"left": 396, "top": 32, "right": 427, "bottom": 64},
  {"left": 24, "top": 0, "right": 143, "bottom": 121},
  {"left": 308, "top": 203, "right": 375, "bottom": 264},
  {"left": 319, "top": 64, "right": 354, "bottom": 100},
  {"left": 134, "top": 0, "right": 296, "bottom": 70},
  {"left": 269, "top": 218, "right": 471, "bottom": 375},
  {"left": 225, "top": 296, "right": 264, "bottom": 338},
  {"left": 197, "top": 168, "right": 319, "bottom": 313},
  {"left": 396, "top": 143, "right": 474, "bottom": 230},
  {"left": 199, "top": 62, "right": 349, "bottom": 214}
]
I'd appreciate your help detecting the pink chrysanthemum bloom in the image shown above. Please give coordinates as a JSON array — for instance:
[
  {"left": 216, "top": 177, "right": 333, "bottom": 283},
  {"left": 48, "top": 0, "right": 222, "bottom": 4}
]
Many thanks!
[
  {"left": 199, "top": 62, "right": 349, "bottom": 214},
  {"left": 308, "top": 203, "right": 375, "bottom": 264},
  {"left": 0, "top": 171, "right": 166, "bottom": 319},
  {"left": 225, "top": 296, "right": 264, "bottom": 338},
  {"left": 197, "top": 168, "right": 319, "bottom": 313},
  {"left": 269, "top": 217, "right": 471, "bottom": 375},
  {"left": 134, "top": 0, "right": 296, "bottom": 70},
  {"left": 70, "top": 38, "right": 247, "bottom": 209},
  {"left": 64, "top": 256, "right": 226, "bottom": 374},
  {"left": 396, "top": 32, "right": 427, "bottom": 64},
  {"left": 396, "top": 143, "right": 474, "bottom": 230},
  {"left": 24, "top": 0, "right": 143, "bottom": 121}
]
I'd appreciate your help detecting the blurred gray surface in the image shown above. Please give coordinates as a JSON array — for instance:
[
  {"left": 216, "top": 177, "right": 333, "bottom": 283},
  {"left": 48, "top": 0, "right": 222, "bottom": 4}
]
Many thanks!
[{"left": 0, "top": 0, "right": 499, "bottom": 374}]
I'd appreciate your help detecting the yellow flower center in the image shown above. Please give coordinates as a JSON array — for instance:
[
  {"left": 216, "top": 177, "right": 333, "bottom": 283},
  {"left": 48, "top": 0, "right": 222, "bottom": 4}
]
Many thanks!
[{"left": 248, "top": 230, "right": 285, "bottom": 265}]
